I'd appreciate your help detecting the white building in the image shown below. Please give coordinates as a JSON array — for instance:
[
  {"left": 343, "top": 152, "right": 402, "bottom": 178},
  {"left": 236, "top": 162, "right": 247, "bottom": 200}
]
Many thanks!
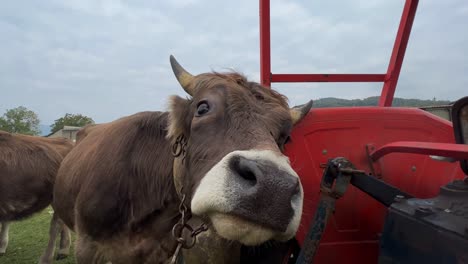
[{"left": 46, "top": 126, "right": 82, "bottom": 142}]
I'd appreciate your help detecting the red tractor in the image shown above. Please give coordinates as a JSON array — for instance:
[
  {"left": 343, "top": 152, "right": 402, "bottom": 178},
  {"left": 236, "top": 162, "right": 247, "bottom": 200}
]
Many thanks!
[{"left": 255, "top": 0, "right": 468, "bottom": 263}]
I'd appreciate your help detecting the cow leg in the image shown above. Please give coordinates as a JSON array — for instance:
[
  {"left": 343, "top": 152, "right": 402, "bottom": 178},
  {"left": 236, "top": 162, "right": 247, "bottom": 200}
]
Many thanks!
[
  {"left": 56, "top": 221, "right": 71, "bottom": 260},
  {"left": 75, "top": 235, "right": 101, "bottom": 264},
  {"left": 39, "top": 212, "right": 61, "bottom": 264},
  {"left": 0, "top": 222, "right": 10, "bottom": 255}
]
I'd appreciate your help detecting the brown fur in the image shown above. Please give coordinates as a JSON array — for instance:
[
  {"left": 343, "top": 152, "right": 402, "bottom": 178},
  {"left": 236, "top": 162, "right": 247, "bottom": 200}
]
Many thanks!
[
  {"left": 168, "top": 72, "right": 294, "bottom": 200},
  {"left": 0, "top": 130, "right": 74, "bottom": 263},
  {"left": 75, "top": 123, "right": 101, "bottom": 144},
  {"left": 53, "top": 71, "right": 304, "bottom": 263},
  {"left": 0, "top": 131, "right": 73, "bottom": 221},
  {"left": 54, "top": 112, "right": 180, "bottom": 263}
]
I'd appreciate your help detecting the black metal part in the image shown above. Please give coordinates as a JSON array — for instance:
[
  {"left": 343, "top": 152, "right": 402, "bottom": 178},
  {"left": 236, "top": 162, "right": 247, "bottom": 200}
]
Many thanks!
[
  {"left": 295, "top": 156, "right": 468, "bottom": 264},
  {"left": 295, "top": 194, "right": 336, "bottom": 264},
  {"left": 350, "top": 172, "right": 414, "bottom": 207},
  {"left": 378, "top": 179, "right": 468, "bottom": 264},
  {"left": 295, "top": 158, "right": 353, "bottom": 264}
]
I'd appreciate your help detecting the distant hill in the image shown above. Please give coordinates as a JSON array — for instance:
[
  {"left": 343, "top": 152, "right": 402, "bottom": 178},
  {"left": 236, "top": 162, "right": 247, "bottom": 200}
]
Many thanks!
[
  {"left": 37, "top": 97, "right": 452, "bottom": 136},
  {"left": 311, "top": 96, "right": 452, "bottom": 108}
]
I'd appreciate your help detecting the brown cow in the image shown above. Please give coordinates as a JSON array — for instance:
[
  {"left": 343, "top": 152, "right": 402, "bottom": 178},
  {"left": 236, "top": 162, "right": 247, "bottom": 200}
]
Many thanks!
[
  {"left": 53, "top": 56, "right": 313, "bottom": 263},
  {"left": 0, "top": 131, "right": 74, "bottom": 263},
  {"left": 75, "top": 123, "right": 100, "bottom": 143}
]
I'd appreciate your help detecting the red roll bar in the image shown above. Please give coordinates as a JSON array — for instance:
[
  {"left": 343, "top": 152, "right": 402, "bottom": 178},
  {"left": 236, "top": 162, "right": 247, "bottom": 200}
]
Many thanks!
[{"left": 259, "top": 0, "right": 419, "bottom": 107}]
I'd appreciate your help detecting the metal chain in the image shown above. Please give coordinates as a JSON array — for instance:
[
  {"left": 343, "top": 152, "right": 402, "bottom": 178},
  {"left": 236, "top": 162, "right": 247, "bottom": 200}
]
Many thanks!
[
  {"left": 172, "top": 134, "right": 187, "bottom": 164},
  {"left": 170, "top": 136, "right": 207, "bottom": 263},
  {"left": 169, "top": 192, "right": 208, "bottom": 264}
]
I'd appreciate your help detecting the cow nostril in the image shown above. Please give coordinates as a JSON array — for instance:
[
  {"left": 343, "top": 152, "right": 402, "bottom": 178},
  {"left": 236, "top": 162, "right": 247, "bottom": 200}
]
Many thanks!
[
  {"left": 230, "top": 156, "right": 260, "bottom": 186},
  {"left": 238, "top": 166, "right": 257, "bottom": 184}
]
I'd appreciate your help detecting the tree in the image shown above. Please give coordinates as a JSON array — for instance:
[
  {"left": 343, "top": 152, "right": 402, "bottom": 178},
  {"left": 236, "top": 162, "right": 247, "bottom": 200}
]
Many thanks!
[
  {"left": 50, "top": 113, "right": 95, "bottom": 133},
  {"left": 0, "top": 106, "right": 41, "bottom": 135}
]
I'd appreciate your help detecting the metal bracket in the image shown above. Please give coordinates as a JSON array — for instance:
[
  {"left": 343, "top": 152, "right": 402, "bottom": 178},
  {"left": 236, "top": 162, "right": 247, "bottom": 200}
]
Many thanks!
[
  {"left": 366, "top": 144, "right": 383, "bottom": 178},
  {"left": 296, "top": 157, "right": 414, "bottom": 264},
  {"left": 295, "top": 157, "right": 354, "bottom": 264}
]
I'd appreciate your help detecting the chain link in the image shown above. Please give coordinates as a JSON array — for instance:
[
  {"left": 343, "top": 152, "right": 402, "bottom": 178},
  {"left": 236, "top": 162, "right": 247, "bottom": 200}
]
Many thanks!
[
  {"left": 169, "top": 192, "right": 208, "bottom": 264},
  {"left": 172, "top": 134, "right": 187, "bottom": 164}
]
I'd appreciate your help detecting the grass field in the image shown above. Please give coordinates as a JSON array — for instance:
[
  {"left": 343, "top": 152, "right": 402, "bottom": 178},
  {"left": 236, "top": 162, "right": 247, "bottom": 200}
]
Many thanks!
[{"left": 0, "top": 207, "right": 76, "bottom": 264}]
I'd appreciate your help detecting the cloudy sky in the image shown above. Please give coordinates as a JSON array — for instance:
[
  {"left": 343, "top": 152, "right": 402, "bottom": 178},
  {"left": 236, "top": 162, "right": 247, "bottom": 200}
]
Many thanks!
[{"left": 1, "top": 0, "right": 467, "bottom": 125}]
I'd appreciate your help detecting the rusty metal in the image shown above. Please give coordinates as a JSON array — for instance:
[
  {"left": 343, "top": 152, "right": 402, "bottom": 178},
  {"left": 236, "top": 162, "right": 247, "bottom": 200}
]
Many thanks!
[
  {"left": 296, "top": 156, "right": 466, "bottom": 264},
  {"left": 295, "top": 158, "right": 354, "bottom": 264},
  {"left": 169, "top": 193, "right": 208, "bottom": 264},
  {"left": 172, "top": 135, "right": 188, "bottom": 163},
  {"left": 365, "top": 144, "right": 382, "bottom": 178}
]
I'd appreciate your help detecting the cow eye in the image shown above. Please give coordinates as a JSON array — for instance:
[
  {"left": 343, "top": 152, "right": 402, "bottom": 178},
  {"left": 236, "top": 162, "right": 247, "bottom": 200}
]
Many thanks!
[{"left": 196, "top": 101, "right": 210, "bottom": 116}]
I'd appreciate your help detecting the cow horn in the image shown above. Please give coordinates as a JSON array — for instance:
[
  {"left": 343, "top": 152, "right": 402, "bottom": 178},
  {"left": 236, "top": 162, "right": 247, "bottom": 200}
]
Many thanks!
[
  {"left": 290, "top": 100, "right": 313, "bottom": 125},
  {"left": 170, "top": 55, "right": 195, "bottom": 95}
]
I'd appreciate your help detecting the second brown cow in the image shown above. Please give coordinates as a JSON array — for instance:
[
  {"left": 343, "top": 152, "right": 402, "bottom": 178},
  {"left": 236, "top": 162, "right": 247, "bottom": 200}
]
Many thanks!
[{"left": 0, "top": 131, "right": 73, "bottom": 264}]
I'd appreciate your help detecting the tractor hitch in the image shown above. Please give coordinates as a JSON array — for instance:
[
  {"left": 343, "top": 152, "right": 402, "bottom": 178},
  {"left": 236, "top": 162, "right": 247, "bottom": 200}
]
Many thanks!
[
  {"left": 295, "top": 157, "right": 354, "bottom": 264},
  {"left": 296, "top": 156, "right": 468, "bottom": 264},
  {"left": 296, "top": 157, "right": 409, "bottom": 263}
]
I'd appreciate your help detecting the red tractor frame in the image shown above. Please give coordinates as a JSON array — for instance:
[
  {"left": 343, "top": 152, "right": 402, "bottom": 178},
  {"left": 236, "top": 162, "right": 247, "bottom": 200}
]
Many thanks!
[{"left": 257, "top": 0, "right": 468, "bottom": 263}]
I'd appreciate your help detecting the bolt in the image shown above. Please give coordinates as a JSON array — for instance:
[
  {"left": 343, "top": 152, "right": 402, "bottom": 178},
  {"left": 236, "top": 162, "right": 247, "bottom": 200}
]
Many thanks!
[
  {"left": 411, "top": 166, "right": 417, "bottom": 172},
  {"left": 415, "top": 206, "right": 433, "bottom": 217},
  {"left": 394, "top": 195, "right": 405, "bottom": 202},
  {"left": 444, "top": 209, "right": 452, "bottom": 213},
  {"left": 322, "top": 149, "right": 328, "bottom": 155}
]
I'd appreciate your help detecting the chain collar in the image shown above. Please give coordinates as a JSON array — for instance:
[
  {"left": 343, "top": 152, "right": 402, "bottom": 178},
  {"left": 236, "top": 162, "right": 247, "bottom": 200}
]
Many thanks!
[
  {"left": 172, "top": 134, "right": 187, "bottom": 164},
  {"left": 169, "top": 192, "right": 208, "bottom": 264},
  {"left": 170, "top": 134, "right": 208, "bottom": 264}
]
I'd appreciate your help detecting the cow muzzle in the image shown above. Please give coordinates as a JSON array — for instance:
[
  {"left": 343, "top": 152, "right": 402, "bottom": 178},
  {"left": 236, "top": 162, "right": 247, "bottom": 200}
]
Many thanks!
[{"left": 190, "top": 150, "right": 303, "bottom": 246}]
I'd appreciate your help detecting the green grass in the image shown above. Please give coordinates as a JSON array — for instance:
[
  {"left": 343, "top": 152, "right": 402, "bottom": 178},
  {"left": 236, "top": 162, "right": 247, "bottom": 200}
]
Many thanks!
[{"left": 0, "top": 207, "right": 76, "bottom": 264}]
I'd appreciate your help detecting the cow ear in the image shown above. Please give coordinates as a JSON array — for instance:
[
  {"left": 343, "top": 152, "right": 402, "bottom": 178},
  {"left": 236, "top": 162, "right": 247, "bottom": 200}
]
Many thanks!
[{"left": 167, "top": 95, "right": 192, "bottom": 142}]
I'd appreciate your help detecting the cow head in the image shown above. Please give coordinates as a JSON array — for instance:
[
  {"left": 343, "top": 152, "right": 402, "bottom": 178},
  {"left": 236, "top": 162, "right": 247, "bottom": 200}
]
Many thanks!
[{"left": 167, "top": 56, "right": 312, "bottom": 246}]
